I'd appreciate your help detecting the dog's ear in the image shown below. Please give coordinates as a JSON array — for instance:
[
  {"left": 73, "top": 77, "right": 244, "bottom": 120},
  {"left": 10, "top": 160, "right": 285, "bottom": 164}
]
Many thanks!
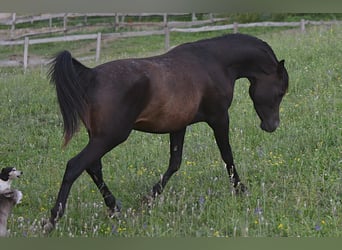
[
  {"left": 1, "top": 167, "right": 12, "bottom": 173},
  {"left": 1, "top": 167, "right": 11, "bottom": 172}
]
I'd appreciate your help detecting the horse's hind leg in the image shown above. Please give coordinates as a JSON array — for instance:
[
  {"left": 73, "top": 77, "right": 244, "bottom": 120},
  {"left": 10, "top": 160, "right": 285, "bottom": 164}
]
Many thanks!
[
  {"left": 43, "top": 147, "right": 92, "bottom": 233},
  {"left": 208, "top": 113, "right": 247, "bottom": 194},
  {"left": 86, "top": 160, "right": 120, "bottom": 217},
  {"left": 43, "top": 136, "right": 123, "bottom": 234},
  {"left": 146, "top": 128, "right": 186, "bottom": 202}
]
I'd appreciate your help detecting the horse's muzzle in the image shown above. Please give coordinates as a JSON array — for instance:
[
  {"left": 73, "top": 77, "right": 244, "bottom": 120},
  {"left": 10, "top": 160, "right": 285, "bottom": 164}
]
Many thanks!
[{"left": 260, "top": 120, "right": 279, "bottom": 133}]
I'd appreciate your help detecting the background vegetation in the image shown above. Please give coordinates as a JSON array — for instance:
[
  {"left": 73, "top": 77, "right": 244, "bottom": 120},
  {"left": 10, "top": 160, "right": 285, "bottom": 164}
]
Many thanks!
[{"left": 0, "top": 17, "right": 341, "bottom": 237}]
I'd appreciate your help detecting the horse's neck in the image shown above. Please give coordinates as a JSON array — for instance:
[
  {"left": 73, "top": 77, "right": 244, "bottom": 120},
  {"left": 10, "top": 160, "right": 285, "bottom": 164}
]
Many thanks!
[
  {"left": 227, "top": 53, "right": 276, "bottom": 81},
  {"left": 226, "top": 61, "right": 262, "bottom": 81},
  {"left": 209, "top": 41, "right": 276, "bottom": 80}
]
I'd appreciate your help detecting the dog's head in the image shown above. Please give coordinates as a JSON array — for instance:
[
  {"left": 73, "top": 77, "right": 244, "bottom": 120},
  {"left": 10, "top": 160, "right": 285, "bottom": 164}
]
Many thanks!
[{"left": 0, "top": 167, "right": 23, "bottom": 181}]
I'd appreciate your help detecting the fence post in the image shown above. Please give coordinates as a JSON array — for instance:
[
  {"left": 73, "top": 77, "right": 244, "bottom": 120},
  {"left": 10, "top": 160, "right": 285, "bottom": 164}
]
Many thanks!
[
  {"left": 233, "top": 22, "right": 238, "bottom": 33},
  {"left": 164, "top": 24, "right": 170, "bottom": 50},
  {"left": 114, "top": 13, "right": 119, "bottom": 31},
  {"left": 163, "top": 13, "right": 168, "bottom": 26},
  {"left": 11, "top": 13, "right": 16, "bottom": 31},
  {"left": 300, "top": 19, "right": 306, "bottom": 33},
  {"left": 23, "top": 37, "right": 29, "bottom": 72},
  {"left": 95, "top": 32, "right": 101, "bottom": 62},
  {"left": 10, "top": 13, "right": 16, "bottom": 39},
  {"left": 192, "top": 12, "right": 197, "bottom": 21},
  {"left": 63, "top": 13, "right": 68, "bottom": 32},
  {"left": 209, "top": 13, "right": 214, "bottom": 23}
]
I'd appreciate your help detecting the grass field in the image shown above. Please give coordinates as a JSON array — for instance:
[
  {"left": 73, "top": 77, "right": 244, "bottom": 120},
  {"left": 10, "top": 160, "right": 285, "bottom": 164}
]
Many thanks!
[{"left": 0, "top": 25, "right": 341, "bottom": 237}]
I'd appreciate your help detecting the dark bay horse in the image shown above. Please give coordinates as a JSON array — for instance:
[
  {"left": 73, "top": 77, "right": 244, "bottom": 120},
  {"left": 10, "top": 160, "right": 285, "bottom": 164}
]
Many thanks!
[{"left": 43, "top": 33, "right": 288, "bottom": 232}]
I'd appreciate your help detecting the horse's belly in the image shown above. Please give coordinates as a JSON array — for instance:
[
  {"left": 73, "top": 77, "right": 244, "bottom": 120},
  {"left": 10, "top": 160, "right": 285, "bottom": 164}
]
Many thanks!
[{"left": 133, "top": 105, "right": 198, "bottom": 133}]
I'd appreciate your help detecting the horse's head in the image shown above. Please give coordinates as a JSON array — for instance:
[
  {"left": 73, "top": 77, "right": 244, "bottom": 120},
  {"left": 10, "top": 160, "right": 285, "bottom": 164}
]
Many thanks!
[{"left": 249, "top": 60, "right": 288, "bottom": 132}]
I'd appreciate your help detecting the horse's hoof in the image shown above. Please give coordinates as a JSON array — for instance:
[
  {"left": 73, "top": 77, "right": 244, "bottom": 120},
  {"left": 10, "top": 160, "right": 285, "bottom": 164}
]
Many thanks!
[
  {"left": 141, "top": 193, "right": 154, "bottom": 208},
  {"left": 232, "top": 182, "right": 249, "bottom": 196},
  {"left": 41, "top": 218, "right": 54, "bottom": 235},
  {"left": 108, "top": 200, "right": 121, "bottom": 218},
  {"left": 108, "top": 208, "right": 120, "bottom": 218}
]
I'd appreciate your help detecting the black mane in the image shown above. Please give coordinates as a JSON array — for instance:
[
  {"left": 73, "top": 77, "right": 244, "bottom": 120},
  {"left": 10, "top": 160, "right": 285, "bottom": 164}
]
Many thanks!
[{"left": 170, "top": 33, "right": 279, "bottom": 64}]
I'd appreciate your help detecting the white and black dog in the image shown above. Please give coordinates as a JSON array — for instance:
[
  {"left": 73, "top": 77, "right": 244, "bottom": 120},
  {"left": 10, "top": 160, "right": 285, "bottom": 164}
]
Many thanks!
[{"left": 0, "top": 167, "right": 23, "bottom": 237}]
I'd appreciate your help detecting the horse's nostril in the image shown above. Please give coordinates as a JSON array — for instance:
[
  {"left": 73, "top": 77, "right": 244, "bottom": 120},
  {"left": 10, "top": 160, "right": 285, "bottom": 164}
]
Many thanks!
[{"left": 275, "top": 120, "right": 280, "bottom": 128}]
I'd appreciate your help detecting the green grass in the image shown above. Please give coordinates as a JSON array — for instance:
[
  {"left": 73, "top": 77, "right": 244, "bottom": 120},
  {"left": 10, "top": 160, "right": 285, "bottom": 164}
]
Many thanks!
[{"left": 0, "top": 25, "right": 341, "bottom": 237}]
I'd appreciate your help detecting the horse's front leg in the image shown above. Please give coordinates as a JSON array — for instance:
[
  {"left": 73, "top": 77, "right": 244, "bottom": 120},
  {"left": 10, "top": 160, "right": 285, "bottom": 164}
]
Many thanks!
[
  {"left": 144, "top": 128, "right": 186, "bottom": 204},
  {"left": 208, "top": 114, "right": 248, "bottom": 194}
]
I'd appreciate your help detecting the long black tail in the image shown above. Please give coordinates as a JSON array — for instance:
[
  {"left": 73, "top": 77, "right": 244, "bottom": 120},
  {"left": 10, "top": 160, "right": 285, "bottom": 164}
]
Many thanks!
[{"left": 48, "top": 50, "right": 91, "bottom": 146}]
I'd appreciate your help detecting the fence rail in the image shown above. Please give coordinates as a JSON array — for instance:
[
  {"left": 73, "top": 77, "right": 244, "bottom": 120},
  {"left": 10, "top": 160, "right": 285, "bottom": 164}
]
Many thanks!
[
  {"left": 0, "top": 17, "right": 341, "bottom": 70},
  {"left": 0, "top": 12, "right": 200, "bottom": 33},
  {"left": 0, "top": 13, "right": 193, "bottom": 25},
  {"left": 0, "top": 13, "right": 227, "bottom": 44},
  {"left": 172, "top": 20, "right": 342, "bottom": 33}
]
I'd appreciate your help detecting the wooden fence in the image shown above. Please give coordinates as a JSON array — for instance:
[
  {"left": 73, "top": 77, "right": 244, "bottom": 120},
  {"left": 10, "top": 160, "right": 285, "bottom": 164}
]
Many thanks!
[
  {"left": 0, "top": 12, "right": 202, "bottom": 35},
  {"left": 1, "top": 16, "right": 341, "bottom": 71},
  {"left": 1, "top": 13, "right": 224, "bottom": 40}
]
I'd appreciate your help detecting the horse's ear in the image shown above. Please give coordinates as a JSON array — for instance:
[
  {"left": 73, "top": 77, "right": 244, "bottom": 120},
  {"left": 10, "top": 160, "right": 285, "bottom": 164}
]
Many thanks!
[{"left": 277, "top": 60, "right": 285, "bottom": 75}]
